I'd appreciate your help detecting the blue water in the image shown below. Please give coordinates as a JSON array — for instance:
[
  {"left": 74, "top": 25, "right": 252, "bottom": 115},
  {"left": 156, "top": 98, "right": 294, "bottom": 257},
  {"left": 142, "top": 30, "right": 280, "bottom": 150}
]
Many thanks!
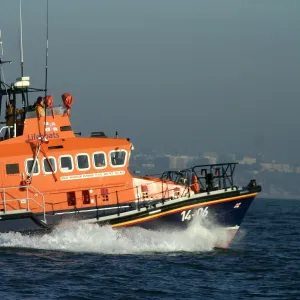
[{"left": 0, "top": 198, "right": 299, "bottom": 300}]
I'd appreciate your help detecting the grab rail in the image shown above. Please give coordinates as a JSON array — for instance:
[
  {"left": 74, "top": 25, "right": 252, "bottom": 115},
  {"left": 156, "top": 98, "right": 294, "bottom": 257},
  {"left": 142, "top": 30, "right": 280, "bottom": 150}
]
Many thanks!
[
  {"left": 0, "top": 125, "right": 13, "bottom": 139},
  {"left": 0, "top": 185, "right": 46, "bottom": 223}
]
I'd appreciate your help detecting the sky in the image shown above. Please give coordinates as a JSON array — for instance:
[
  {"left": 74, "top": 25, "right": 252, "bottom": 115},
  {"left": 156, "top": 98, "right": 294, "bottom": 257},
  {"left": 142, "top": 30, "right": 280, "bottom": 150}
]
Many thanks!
[{"left": 1, "top": 0, "right": 300, "bottom": 162}]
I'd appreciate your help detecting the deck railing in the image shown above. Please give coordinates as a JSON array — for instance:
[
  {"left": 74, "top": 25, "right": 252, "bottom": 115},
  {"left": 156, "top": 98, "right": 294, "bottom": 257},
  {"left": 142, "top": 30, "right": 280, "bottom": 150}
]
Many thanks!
[
  {"left": 0, "top": 125, "right": 13, "bottom": 140},
  {"left": 0, "top": 185, "right": 46, "bottom": 223}
]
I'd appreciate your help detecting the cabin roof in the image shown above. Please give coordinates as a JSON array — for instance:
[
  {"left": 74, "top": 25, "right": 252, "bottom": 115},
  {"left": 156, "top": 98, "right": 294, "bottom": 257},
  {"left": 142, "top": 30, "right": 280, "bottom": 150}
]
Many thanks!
[{"left": 0, "top": 137, "right": 131, "bottom": 158}]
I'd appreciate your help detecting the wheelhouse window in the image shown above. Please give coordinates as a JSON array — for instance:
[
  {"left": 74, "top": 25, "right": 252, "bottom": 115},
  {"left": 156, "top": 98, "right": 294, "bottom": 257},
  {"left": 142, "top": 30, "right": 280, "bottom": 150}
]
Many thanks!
[
  {"left": 110, "top": 150, "right": 127, "bottom": 167},
  {"left": 59, "top": 155, "right": 73, "bottom": 173},
  {"left": 76, "top": 154, "right": 90, "bottom": 170},
  {"left": 6, "top": 163, "right": 20, "bottom": 175},
  {"left": 43, "top": 157, "right": 57, "bottom": 174},
  {"left": 93, "top": 152, "right": 106, "bottom": 169},
  {"left": 25, "top": 159, "right": 40, "bottom": 175}
]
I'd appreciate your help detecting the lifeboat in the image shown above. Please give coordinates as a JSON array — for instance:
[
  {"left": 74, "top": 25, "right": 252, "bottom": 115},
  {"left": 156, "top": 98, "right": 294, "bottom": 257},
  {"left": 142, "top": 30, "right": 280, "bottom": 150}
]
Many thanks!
[{"left": 0, "top": 38, "right": 262, "bottom": 250}]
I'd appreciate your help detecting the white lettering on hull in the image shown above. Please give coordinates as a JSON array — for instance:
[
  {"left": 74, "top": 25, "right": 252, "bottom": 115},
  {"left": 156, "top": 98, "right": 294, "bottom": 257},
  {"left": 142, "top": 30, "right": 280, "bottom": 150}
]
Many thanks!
[{"left": 60, "top": 170, "right": 125, "bottom": 181}]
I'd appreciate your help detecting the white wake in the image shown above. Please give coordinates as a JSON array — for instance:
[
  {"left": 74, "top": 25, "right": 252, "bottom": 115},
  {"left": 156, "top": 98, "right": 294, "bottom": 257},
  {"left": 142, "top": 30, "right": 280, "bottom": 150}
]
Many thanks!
[{"left": 0, "top": 218, "right": 231, "bottom": 254}]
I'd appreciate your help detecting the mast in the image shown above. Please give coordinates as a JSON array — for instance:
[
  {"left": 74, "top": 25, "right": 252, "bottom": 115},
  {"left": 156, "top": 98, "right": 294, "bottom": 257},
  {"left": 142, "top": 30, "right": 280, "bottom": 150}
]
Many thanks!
[
  {"left": 44, "top": 0, "right": 49, "bottom": 98},
  {"left": 0, "top": 29, "right": 3, "bottom": 57},
  {"left": 0, "top": 30, "right": 12, "bottom": 128},
  {"left": 18, "top": 0, "right": 30, "bottom": 134},
  {"left": 19, "top": 0, "right": 24, "bottom": 77},
  {"left": 12, "top": 0, "right": 25, "bottom": 137},
  {"left": 44, "top": 0, "right": 49, "bottom": 136},
  {"left": 0, "top": 29, "right": 3, "bottom": 120}
]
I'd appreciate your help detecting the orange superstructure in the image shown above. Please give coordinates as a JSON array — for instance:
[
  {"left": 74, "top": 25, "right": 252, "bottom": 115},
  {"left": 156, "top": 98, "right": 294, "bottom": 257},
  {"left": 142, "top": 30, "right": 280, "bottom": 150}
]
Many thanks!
[
  {"left": 0, "top": 85, "right": 192, "bottom": 224},
  {"left": 0, "top": 102, "right": 189, "bottom": 214}
]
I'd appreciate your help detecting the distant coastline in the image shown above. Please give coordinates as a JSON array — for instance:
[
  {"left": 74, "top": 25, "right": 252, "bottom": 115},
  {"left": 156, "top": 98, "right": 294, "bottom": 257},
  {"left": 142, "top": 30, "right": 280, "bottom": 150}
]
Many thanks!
[
  {"left": 130, "top": 151, "right": 300, "bottom": 200},
  {"left": 258, "top": 193, "right": 300, "bottom": 200}
]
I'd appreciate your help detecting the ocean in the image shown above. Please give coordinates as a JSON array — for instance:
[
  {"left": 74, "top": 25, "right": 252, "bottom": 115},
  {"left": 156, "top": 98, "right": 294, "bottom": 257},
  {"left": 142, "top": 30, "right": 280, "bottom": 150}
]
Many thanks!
[{"left": 0, "top": 198, "right": 299, "bottom": 300}]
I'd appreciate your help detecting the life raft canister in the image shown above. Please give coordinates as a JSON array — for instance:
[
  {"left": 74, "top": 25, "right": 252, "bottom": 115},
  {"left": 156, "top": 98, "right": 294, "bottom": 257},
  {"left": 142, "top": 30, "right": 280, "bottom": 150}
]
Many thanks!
[
  {"left": 61, "top": 93, "right": 74, "bottom": 116},
  {"left": 44, "top": 95, "right": 54, "bottom": 118},
  {"left": 44, "top": 95, "right": 54, "bottom": 107},
  {"left": 191, "top": 175, "right": 200, "bottom": 193}
]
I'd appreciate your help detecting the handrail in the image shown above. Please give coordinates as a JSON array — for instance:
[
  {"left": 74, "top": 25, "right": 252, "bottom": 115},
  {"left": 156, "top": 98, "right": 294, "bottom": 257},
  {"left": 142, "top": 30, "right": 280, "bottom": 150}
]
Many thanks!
[
  {"left": 0, "top": 125, "right": 13, "bottom": 139},
  {"left": 27, "top": 185, "right": 46, "bottom": 222},
  {"left": 0, "top": 185, "right": 46, "bottom": 223}
]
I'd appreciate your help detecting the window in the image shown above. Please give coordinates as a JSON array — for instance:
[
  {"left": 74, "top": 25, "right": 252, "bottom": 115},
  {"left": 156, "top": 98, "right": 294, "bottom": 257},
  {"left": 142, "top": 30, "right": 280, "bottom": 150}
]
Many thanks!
[
  {"left": 60, "top": 126, "right": 72, "bottom": 132},
  {"left": 59, "top": 155, "right": 73, "bottom": 172},
  {"left": 76, "top": 154, "right": 90, "bottom": 170},
  {"left": 67, "top": 191, "right": 76, "bottom": 206},
  {"left": 25, "top": 159, "right": 40, "bottom": 175},
  {"left": 110, "top": 150, "right": 127, "bottom": 167},
  {"left": 93, "top": 152, "right": 106, "bottom": 169},
  {"left": 6, "top": 163, "right": 20, "bottom": 175},
  {"left": 43, "top": 157, "right": 57, "bottom": 174}
]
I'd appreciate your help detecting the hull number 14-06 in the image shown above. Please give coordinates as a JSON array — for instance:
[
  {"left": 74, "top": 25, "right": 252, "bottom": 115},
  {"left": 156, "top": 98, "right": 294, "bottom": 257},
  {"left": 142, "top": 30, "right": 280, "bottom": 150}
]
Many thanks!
[{"left": 181, "top": 207, "right": 208, "bottom": 222}]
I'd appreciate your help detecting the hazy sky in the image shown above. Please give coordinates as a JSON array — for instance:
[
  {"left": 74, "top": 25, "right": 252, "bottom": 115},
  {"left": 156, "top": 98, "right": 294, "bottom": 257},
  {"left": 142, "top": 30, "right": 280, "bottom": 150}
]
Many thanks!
[{"left": 1, "top": 0, "right": 300, "bottom": 161}]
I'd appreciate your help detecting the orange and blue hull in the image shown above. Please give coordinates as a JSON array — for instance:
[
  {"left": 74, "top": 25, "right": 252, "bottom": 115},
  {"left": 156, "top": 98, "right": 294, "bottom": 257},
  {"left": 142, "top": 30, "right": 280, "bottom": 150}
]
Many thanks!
[
  {"left": 111, "top": 192, "right": 256, "bottom": 230},
  {"left": 110, "top": 191, "right": 258, "bottom": 247}
]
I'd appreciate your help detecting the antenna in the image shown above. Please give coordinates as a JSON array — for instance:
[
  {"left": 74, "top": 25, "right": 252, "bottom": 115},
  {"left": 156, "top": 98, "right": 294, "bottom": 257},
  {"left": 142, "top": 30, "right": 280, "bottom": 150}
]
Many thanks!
[
  {"left": 19, "top": 0, "right": 24, "bottom": 77},
  {"left": 0, "top": 30, "right": 3, "bottom": 56},
  {"left": 44, "top": 0, "right": 49, "bottom": 97},
  {"left": 0, "top": 30, "right": 11, "bottom": 104},
  {"left": 43, "top": 0, "right": 49, "bottom": 138}
]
